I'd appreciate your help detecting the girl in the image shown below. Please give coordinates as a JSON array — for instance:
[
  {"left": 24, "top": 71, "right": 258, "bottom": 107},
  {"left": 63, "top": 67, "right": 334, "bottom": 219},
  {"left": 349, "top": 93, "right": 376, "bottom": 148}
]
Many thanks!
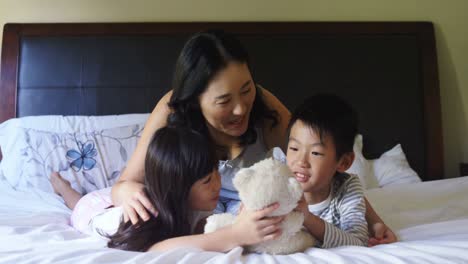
[{"left": 52, "top": 126, "right": 284, "bottom": 252}]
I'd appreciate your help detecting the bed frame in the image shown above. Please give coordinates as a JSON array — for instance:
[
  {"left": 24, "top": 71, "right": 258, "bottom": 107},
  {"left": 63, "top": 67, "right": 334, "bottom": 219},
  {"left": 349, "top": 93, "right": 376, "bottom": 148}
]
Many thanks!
[{"left": 0, "top": 22, "right": 443, "bottom": 181}]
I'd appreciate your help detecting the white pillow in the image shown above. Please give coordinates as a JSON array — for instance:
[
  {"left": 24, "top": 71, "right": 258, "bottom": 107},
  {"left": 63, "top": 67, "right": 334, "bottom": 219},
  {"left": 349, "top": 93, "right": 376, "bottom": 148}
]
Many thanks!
[
  {"left": 0, "top": 114, "right": 149, "bottom": 194},
  {"left": 346, "top": 135, "right": 379, "bottom": 189},
  {"left": 0, "top": 114, "right": 149, "bottom": 133},
  {"left": 346, "top": 135, "right": 421, "bottom": 189},
  {"left": 373, "top": 144, "right": 421, "bottom": 187}
]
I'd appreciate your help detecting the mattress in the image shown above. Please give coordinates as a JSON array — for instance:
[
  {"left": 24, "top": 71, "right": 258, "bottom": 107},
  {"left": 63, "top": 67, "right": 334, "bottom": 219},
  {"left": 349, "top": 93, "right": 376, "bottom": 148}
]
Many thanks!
[{"left": 1, "top": 176, "right": 468, "bottom": 263}]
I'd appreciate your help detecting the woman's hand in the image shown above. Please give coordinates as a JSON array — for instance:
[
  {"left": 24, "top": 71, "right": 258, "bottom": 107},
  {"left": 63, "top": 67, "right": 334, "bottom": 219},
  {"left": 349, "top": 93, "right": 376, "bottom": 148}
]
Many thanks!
[
  {"left": 111, "top": 90, "right": 171, "bottom": 224},
  {"left": 232, "top": 203, "right": 284, "bottom": 246},
  {"left": 368, "top": 222, "right": 398, "bottom": 246},
  {"left": 117, "top": 181, "right": 158, "bottom": 225}
]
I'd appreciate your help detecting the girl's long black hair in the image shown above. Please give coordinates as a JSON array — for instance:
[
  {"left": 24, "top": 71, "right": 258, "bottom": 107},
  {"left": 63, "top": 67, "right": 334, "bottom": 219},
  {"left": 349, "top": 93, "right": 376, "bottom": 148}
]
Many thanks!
[
  {"left": 105, "top": 126, "right": 218, "bottom": 252},
  {"left": 167, "top": 29, "right": 278, "bottom": 147}
]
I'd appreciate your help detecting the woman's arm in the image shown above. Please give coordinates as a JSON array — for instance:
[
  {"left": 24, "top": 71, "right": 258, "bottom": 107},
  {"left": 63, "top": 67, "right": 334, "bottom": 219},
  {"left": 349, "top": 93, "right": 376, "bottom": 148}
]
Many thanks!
[
  {"left": 150, "top": 203, "right": 284, "bottom": 252},
  {"left": 111, "top": 90, "right": 173, "bottom": 224},
  {"left": 259, "top": 87, "right": 291, "bottom": 152}
]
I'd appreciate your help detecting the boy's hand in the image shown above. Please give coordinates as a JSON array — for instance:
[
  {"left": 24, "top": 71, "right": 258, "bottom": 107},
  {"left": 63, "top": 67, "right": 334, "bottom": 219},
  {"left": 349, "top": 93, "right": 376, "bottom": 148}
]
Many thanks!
[
  {"left": 294, "top": 195, "right": 309, "bottom": 215},
  {"left": 368, "top": 222, "right": 398, "bottom": 246},
  {"left": 232, "top": 203, "right": 285, "bottom": 246}
]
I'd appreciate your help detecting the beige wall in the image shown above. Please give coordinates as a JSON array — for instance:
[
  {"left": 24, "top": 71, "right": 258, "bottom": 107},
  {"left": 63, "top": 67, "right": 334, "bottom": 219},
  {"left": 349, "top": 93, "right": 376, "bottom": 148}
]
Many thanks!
[{"left": 1, "top": 0, "right": 467, "bottom": 178}]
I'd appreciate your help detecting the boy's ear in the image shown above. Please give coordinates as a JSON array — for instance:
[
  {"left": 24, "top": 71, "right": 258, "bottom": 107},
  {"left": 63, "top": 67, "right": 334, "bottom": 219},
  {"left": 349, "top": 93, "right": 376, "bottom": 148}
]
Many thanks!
[{"left": 337, "top": 152, "right": 355, "bottom": 173}]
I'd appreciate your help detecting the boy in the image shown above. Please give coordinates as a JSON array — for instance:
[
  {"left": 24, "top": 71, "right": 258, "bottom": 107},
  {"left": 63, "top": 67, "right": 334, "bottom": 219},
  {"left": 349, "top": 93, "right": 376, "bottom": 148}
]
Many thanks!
[{"left": 272, "top": 94, "right": 368, "bottom": 248}]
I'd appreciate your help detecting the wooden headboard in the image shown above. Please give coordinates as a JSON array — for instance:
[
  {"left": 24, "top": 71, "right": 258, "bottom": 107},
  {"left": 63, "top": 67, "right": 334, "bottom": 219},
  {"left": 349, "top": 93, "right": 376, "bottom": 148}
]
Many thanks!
[{"left": 0, "top": 22, "right": 443, "bottom": 181}]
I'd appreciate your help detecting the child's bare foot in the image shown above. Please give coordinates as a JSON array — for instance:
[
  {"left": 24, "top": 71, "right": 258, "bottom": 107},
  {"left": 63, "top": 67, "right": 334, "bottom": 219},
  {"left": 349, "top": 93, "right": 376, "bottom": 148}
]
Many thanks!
[
  {"left": 50, "top": 172, "right": 72, "bottom": 196},
  {"left": 50, "top": 172, "right": 81, "bottom": 209}
]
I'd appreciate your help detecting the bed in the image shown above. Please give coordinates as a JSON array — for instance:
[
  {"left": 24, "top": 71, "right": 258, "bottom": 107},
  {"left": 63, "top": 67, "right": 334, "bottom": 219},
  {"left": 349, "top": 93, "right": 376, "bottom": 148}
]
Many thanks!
[{"left": 1, "top": 22, "right": 467, "bottom": 263}]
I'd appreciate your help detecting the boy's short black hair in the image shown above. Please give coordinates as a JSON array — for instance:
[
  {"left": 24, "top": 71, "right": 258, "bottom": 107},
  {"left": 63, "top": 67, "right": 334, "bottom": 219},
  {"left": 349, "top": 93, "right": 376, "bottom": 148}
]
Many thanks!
[{"left": 289, "top": 94, "right": 358, "bottom": 160}]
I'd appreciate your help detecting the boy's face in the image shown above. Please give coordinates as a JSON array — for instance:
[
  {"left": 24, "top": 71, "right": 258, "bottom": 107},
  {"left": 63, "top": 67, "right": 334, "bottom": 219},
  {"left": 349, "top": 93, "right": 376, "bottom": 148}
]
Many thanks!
[{"left": 286, "top": 120, "right": 353, "bottom": 194}]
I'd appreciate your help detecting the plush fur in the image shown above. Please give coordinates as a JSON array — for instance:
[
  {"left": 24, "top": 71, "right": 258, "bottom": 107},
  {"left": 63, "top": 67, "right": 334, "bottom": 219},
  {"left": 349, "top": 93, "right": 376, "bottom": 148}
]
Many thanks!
[{"left": 204, "top": 158, "right": 316, "bottom": 254}]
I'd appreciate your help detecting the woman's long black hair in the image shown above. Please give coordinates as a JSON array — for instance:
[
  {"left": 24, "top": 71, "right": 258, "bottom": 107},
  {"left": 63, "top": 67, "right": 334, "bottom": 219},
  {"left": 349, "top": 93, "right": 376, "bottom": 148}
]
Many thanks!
[
  {"left": 167, "top": 29, "right": 278, "bottom": 147},
  {"left": 106, "top": 126, "right": 218, "bottom": 252}
]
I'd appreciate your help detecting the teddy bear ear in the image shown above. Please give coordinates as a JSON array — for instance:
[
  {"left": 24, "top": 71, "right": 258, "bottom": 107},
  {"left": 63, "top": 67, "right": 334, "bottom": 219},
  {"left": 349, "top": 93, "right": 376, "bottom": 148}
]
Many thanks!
[{"left": 233, "top": 168, "right": 255, "bottom": 189}]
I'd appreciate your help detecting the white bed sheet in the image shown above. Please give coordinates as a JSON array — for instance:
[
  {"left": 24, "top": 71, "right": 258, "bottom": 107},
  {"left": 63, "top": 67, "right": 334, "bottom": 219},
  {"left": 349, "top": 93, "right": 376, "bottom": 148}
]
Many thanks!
[{"left": 1, "top": 176, "right": 468, "bottom": 264}]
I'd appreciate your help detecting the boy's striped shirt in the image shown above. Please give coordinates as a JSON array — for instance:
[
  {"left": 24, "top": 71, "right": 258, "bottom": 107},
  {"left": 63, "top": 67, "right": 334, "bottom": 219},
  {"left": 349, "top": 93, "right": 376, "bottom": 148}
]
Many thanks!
[{"left": 309, "top": 173, "right": 368, "bottom": 248}]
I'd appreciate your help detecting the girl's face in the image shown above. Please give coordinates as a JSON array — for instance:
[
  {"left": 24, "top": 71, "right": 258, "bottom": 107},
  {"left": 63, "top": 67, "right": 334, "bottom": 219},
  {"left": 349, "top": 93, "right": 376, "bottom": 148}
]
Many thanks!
[
  {"left": 189, "top": 169, "right": 221, "bottom": 211},
  {"left": 198, "top": 62, "right": 256, "bottom": 142}
]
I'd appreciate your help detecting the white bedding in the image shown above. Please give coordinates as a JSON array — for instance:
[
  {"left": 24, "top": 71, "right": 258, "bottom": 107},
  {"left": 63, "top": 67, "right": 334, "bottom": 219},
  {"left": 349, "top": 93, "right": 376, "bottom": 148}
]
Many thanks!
[{"left": 1, "top": 176, "right": 468, "bottom": 264}]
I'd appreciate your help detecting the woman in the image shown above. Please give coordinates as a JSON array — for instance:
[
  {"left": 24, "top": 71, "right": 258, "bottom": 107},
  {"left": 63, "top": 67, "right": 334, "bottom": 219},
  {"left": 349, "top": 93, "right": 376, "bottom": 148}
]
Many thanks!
[{"left": 111, "top": 30, "right": 396, "bottom": 246}]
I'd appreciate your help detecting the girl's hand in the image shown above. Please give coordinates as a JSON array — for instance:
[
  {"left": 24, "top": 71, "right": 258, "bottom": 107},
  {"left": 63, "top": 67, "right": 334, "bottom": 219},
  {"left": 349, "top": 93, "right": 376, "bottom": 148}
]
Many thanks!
[
  {"left": 232, "top": 203, "right": 285, "bottom": 246},
  {"left": 119, "top": 181, "right": 158, "bottom": 225},
  {"left": 368, "top": 222, "right": 398, "bottom": 246}
]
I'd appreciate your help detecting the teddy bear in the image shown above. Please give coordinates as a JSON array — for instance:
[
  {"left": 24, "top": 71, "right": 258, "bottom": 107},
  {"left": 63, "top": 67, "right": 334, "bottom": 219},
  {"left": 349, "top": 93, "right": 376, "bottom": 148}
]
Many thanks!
[{"left": 204, "top": 158, "right": 316, "bottom": 254}]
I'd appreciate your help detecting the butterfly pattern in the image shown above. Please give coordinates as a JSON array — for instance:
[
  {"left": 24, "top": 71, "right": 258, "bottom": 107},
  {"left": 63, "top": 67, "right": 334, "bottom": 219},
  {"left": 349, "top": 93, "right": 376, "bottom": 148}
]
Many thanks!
[
  {"left": 67, "top": 140, "right": 97, "bottom": 172},
  {"left": 16, "top": 124, "right": 143, "bottom": 194}
]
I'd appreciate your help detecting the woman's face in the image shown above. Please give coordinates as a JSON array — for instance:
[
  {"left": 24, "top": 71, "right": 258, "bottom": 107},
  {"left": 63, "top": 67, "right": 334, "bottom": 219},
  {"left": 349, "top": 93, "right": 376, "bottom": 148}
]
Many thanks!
[
  {"left": 198, "top": 62, "right": 256, "bottom": 141},
  {"left": 189, "top": 169, "right": 221, "bottom": 211}
]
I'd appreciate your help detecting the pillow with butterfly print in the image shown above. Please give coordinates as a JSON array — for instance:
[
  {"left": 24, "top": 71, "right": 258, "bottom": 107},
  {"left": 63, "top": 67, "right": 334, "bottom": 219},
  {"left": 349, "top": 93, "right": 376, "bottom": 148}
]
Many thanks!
[{"left": 0, "top": 115, "right": 146, "bottom": 194}]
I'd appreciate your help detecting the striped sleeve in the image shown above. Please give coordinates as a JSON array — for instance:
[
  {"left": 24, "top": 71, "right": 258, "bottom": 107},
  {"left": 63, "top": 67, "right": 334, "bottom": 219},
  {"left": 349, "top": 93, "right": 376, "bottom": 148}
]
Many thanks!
[{"left": 322, "top": 175, "right": 369, "bottom": 248}]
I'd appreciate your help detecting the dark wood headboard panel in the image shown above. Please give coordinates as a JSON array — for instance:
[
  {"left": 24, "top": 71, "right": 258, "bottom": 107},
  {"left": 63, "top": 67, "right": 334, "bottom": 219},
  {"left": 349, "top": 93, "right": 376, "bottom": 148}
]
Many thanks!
[{"left": 0, "top": 22, "right": 443, "bottom": 181}]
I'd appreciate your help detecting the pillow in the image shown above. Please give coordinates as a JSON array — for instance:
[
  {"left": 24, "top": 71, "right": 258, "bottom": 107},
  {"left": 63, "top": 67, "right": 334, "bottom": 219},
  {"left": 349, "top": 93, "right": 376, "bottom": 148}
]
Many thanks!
[
  {"left": 373, "top": 144, "right": 421, "bottom": 187},
  {"left": 346, "top": 135, "right": 421, "bottom": 189},
  {"left": 0, "top": 114, "right": 149, "bottom": 194},
  {"left": 0, "top": 114, "right": 149, "bottom": 133},
  {"left": 346, "top": 135, "right": 379, "bottom": 189}
]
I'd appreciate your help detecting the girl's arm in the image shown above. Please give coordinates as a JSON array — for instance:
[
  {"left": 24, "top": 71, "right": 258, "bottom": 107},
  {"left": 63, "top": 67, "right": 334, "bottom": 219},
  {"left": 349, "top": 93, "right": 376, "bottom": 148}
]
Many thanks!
[
  {"left": 111, "top": 90, "right": 172, "bottom": 224},
  {"left": 260, "top": 86, "right": 291, "bottom": 152},
  {"left": 150, "top": 203, "right": 284, "bottom": 252},
  {"left": 150, "top": 225, "right": 241, "bottom": 252},
  {"left": 365, "top": 197, "right": 398, "bottom": 246}
]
